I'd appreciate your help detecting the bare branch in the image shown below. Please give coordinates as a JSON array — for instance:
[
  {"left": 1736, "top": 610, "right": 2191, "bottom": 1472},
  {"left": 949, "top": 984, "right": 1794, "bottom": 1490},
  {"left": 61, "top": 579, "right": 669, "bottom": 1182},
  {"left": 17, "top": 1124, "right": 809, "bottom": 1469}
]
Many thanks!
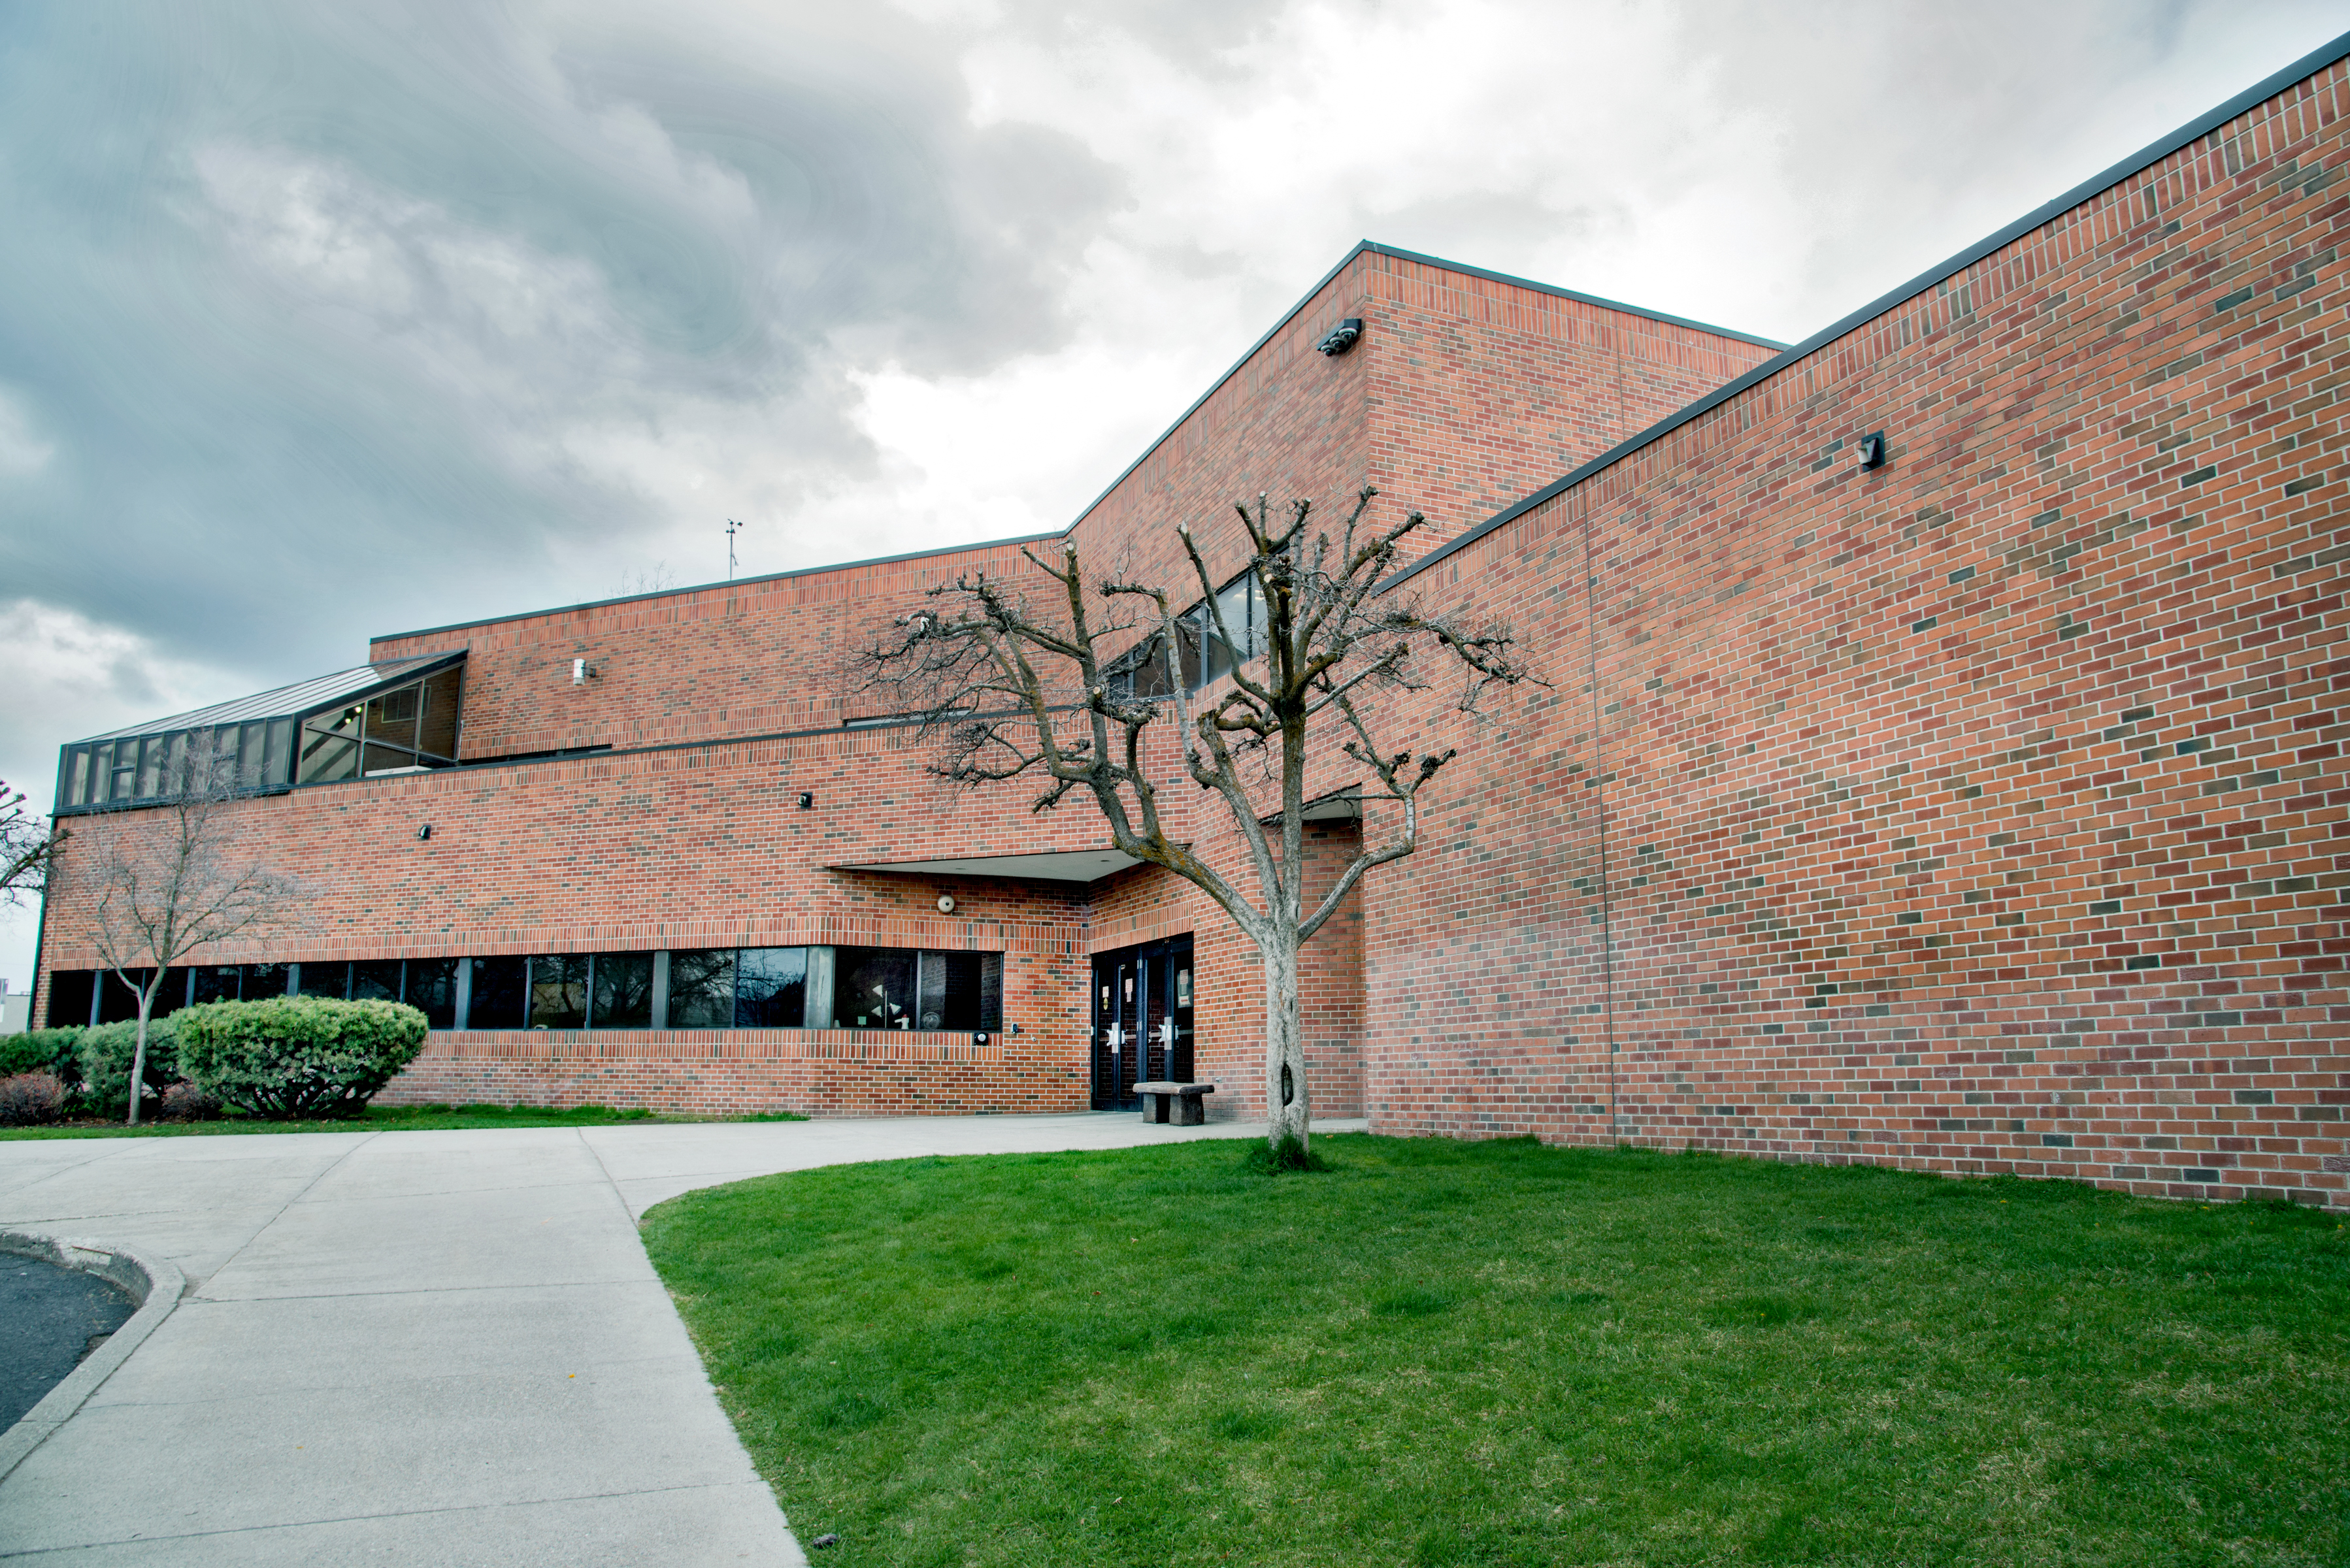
[
  {"left": 847, "top": 489, "right": 1535, "bottom": 1153},
  {"left": 0, "top": 781, "right": 63, "bottom": 906}
]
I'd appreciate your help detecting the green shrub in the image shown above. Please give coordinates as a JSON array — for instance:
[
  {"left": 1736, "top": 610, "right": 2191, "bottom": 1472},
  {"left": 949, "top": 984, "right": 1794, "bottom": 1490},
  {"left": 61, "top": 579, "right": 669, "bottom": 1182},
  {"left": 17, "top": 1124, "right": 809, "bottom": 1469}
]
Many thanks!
[
  {"left": 176, "top": 998, "right": 429, "bottom": 1120},
  {"left": 0, "top": 1027, "right": 86, "bottom": 1094},
  {"left": 78, "top": 1017, "right": 182, "bottom": 1119}
]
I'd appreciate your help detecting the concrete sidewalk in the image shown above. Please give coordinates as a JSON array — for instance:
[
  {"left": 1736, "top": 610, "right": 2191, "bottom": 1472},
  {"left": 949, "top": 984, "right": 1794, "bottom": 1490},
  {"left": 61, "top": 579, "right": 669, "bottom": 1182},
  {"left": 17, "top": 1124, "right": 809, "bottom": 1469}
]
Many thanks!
[{"left": 0, "top": 1112, "right": 1347, "bottom": 1565}]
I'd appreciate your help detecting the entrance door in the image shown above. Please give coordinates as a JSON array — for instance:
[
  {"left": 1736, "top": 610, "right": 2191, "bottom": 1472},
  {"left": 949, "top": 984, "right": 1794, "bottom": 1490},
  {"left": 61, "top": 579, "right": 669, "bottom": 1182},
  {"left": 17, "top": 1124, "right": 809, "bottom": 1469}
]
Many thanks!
[{"left": 1091, "top": 935, "right": 1195, "bottom": 1110}]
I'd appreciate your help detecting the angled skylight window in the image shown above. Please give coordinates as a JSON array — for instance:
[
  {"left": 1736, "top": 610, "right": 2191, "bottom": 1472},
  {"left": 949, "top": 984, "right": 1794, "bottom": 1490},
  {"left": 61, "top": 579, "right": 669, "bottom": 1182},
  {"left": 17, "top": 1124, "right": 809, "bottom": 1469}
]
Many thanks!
[{"left": 56, "top": 652, "right": 465, "bottom": 814}]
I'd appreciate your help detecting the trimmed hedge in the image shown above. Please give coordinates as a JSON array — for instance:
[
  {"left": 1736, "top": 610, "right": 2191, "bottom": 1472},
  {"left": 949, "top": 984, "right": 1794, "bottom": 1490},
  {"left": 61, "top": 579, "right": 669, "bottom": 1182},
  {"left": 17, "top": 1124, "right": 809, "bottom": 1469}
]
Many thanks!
[
  {"left": 176, "top": 998, "right": 429, "bottom": 1120},
  {"left": 79, "top": 1019, "right": 182, "bottom": 1119},
  {"left": 1, "top": 1027, "right": 87, "bottom": 1095}
]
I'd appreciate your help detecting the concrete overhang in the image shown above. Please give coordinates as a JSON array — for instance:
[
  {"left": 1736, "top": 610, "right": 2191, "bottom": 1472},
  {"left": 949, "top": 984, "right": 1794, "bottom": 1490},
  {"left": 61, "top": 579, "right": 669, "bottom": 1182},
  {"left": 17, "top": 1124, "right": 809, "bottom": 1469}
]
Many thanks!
[
  {"left": 1299, "top": 789, "right": 1362, "bottom": 823},
  {"left": 829, "top": 848, "right": 1146, "bottom": 883}
]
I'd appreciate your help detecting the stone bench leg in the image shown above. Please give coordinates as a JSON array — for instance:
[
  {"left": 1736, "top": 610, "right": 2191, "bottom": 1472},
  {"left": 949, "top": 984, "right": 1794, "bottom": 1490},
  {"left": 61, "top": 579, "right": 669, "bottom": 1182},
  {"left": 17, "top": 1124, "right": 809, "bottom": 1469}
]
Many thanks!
[
  {"left": 1141, "top": 1092, "right": 1168, "bottom": 1124},
  {"left": 1173, "top": 1094, "right": 1205, "bottom": 1127}
]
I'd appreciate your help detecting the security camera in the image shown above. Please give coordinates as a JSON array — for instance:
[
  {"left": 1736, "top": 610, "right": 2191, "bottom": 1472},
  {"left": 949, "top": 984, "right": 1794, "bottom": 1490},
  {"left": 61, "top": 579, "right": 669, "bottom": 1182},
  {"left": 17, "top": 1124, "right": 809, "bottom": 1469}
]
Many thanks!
[{"left": 1316, "top": 319, "right": 1363, "bottom": 356}]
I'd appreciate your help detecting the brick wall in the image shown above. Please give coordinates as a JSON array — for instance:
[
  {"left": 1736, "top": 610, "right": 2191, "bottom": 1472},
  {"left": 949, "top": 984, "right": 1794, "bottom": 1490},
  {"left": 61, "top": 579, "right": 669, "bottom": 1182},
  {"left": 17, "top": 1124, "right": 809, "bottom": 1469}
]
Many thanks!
[
  {"left": 378, "top": 1028, "right": 1080, "bottom": 1119},
  {"left": 37, "top": 244, "right": 1759, "bottom": 1122},
  {"left": 1363, "top": 253, "right": 1779, "bottom": 556},
  {"left": 1365, "top": 63, "right": 2350, "bottom": 1208}
]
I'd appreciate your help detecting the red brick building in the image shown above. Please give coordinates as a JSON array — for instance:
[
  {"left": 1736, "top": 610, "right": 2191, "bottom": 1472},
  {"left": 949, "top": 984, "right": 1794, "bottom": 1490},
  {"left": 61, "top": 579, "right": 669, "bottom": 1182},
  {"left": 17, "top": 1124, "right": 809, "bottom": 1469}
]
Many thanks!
[{"left": 36, "top": 37, "right": 2350, "bottom": 1208}]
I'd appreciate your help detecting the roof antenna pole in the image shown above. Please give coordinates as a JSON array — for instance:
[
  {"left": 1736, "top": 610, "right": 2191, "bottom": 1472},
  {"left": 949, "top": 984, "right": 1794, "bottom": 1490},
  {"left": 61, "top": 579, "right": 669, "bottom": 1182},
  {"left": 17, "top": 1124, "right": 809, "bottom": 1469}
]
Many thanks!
[{"left": 724, "top": 519, "right": 744, "bottom": 581}]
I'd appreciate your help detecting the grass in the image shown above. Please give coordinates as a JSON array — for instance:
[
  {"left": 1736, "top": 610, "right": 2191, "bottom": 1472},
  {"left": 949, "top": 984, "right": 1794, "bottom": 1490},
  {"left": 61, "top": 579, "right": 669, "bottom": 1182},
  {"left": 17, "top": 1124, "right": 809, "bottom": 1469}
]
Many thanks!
[
  {"left": 641, "top": 1134, "right": 2350, "bottom": 1567},
  {"left": 0, "top": 1102, "right": 808, "bottom": 1139}
]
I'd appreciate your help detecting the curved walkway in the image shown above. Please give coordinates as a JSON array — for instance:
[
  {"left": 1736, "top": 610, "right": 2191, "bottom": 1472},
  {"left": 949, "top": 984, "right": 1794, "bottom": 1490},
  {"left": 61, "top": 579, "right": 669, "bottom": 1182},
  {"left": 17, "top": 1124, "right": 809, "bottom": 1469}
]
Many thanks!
[{"left": 0, "top": 1113, "right": 1349, "bottom": 1565}]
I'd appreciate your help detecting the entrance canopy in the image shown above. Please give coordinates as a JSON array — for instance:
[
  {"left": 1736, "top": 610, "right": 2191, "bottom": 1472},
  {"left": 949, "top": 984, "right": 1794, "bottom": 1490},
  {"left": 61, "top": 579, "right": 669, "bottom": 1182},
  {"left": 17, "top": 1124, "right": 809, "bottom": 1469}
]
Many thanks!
[{"left": 830, "top": 847, "right": 1144, "bottom": 883}]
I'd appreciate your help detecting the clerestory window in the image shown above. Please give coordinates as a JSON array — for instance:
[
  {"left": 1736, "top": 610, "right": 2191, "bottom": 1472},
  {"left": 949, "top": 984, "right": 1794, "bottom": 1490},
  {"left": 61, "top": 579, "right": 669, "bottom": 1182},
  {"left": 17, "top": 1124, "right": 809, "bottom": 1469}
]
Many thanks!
[
  {"left": 1104, "top": 570, "right": 1264, "bottom": 698},
  {"left": 54, "top": 653, "right": 466, "bottom": 813}
]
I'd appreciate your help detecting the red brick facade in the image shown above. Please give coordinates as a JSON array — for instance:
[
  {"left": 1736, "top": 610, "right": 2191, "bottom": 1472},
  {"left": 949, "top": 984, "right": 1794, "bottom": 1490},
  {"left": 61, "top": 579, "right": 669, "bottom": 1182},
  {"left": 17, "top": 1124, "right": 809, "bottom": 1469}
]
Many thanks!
[
  {"left": 34, "top": 50, "right": 2349, "bottom": 1207},
  {"left": 1361, "top": 57, "right": 2350, "bottom": 1209}
]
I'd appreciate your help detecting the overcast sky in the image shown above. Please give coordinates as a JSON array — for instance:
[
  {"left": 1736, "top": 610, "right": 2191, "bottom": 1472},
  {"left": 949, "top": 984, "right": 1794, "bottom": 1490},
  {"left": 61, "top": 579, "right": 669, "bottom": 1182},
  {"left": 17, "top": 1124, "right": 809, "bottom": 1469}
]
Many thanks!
[{"left": 2, "top": 0, "right": 2343, "bottom": 987}]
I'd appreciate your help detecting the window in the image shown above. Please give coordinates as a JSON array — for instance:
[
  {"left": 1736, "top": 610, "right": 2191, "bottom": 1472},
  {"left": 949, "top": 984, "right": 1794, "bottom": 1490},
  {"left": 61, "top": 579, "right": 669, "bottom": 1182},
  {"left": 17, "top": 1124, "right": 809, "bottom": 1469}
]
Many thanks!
[
  {"left": 191, "top": 965, "right": 242, "bottom": 1006},
  {"left": 1105, "top": 621, "right": 1202, "bottom": 698},
  {"left": 667, "top": 949, "right": 736, "bottom": 1029},
  {"left": 96, "top": 970, "right": 154, "bottom": 1024},
  {"left": 297, "top": 961, "right": 351, "bottom": 1000},
  {"left": 44, "top": 945, "right": 1002, "bottom": 1035},
  {"left": 469, "top": 958, "right": 527, "bottom": 1030},
  {"left": 300, "top": 666, "right": 464, "bottom": 784},
  {"left": 298, "top": 705, "right": 363, "bottom": 785},
  {"left": 529, "top": 955, "right": 589, "bottom": 1029},
  {"left": 921, "top": 951, "right": 993, "bottom": 1031},
  {"left": 405, "top": 958, "right": 459, "bottom": 1028},
  {"left": 188, "top": 964, "right": 292, "bottom": 1007},
  {"left": 830, "top": 948, "right": 1000, "bottom": 1032},
  {"left": 833, "top": 947, "right": 915, "bottom": 1029},
  {"left": 736, "top": 947, "right": 808, "bottom": 1028},
  {"left": 1198, "top": 572, "right": 1263, "bottom": 685},
  {"left": 590, "top": 953, "right": 654, "bottom": 1028},
  {"left": 44, "top": 971, "right": 94, "bottom": 1029},
  {"left": 1102, "top": 570, "right": 1263, "bottom": 698},
  {"left": 54, "top": 656, "right": 467, "bottom": 814},
  {"left": 351, "top": 961, "right": 403, "bottom": 1004}
]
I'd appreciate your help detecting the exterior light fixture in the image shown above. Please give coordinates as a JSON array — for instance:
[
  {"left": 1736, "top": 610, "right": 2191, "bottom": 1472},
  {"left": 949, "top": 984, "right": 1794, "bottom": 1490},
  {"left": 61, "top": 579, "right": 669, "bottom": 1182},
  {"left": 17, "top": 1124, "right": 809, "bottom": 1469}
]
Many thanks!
[
  {"left": 418, "top": 824, "right": 432, "bottom": 841},
  {"left": 1856, "top": 431, "right": 1887, "bottom": 470},
  {"left": 798, "top": 792, "right": 814, "bottom": 810},
  {"left": 571, "top": 659, "right": 596, "bottom": 685},
  {"left": 1316, "top": 318, "right": 1363, "bottom": 356},
  {"left": 936, "top": 894, "right": 956, "bottom": 914}
]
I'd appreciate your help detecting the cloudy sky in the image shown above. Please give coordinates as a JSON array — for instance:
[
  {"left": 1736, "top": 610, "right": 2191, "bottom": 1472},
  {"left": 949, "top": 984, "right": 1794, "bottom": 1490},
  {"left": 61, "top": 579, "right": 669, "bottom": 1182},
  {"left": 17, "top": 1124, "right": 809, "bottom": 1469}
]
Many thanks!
[{"left": 1, "top": 0, "right": 2343, "bottom": 985}]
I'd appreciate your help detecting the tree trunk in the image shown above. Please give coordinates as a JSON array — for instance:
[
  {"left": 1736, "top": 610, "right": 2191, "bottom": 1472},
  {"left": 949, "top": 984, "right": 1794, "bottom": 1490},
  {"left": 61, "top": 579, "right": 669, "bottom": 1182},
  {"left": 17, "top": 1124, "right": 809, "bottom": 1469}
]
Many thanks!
[
  {"left": 126, "top": 993, "right": 154, "bottom": 1128},
  {"left": 1263, "top": 933, "right": 1310, "bottom": 1151}
]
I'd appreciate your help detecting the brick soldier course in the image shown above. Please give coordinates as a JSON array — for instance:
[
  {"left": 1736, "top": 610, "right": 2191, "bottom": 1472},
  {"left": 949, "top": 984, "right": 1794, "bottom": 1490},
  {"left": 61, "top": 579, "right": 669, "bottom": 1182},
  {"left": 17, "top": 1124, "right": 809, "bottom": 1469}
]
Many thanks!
[{"left": 33, "top": 38, "right": 2350, "bottom": 1209}]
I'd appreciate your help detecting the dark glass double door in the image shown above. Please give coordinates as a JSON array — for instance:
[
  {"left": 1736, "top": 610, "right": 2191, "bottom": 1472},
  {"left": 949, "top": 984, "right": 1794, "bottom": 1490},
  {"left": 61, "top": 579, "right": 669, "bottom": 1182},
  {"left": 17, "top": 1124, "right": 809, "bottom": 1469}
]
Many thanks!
[{"left": 1091, "top": 936, "right": 1195, "bottom": 1110}]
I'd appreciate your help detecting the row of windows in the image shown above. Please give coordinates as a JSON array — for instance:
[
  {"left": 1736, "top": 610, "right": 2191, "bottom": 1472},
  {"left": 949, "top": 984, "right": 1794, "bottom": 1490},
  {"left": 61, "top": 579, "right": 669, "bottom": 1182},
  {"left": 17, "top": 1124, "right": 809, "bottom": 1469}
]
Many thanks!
[
  {"left": 1105, "top": 572, "right": 1266, "bottom": 698},
  {"left": 44, "top": 945, "right": 1004, "bottom": 1035},
  {"left": 61, "top": 723, "right": 297, "bottom": 813},
  {"left": 54, "top": 665, "right": 465, "bottom": 813}
]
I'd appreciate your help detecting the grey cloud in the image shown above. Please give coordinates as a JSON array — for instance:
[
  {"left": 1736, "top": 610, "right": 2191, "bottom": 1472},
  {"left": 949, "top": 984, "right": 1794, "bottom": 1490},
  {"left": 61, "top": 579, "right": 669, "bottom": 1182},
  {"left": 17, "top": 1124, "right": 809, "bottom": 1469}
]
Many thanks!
[
  {"left": 1661, "top": 0, "right": 2342, "bottom": 331},
  {"left": 0, "top": 0, "right": 1121, "bottom": 679}
]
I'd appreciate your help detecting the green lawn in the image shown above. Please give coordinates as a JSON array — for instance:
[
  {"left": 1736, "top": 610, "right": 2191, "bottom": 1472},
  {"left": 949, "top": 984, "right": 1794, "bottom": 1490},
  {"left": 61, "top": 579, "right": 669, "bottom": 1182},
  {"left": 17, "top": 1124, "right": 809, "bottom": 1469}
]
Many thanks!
[
  {"left": 0, "top": 1102, "right": 806, "bottom": 1139},
  {"left": 642, "top": 1135, "right": 2349, "bottom": 1567}
]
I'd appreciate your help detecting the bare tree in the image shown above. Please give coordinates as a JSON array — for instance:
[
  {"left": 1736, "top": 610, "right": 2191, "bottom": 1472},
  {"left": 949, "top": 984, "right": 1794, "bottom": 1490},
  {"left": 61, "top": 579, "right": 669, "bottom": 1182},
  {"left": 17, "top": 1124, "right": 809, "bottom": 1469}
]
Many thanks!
[
  {"left": 863, "top": 489, "right": 1531, "bottom": 1157},
  {"left": 1, "top": 780, "right": 63, "bottom": 906},
  {"left": 620, "top": 560, "right": 678, "bottom": 596},
  {"left": 82, "top": 739, "right": 298, "bottom": 1125}
]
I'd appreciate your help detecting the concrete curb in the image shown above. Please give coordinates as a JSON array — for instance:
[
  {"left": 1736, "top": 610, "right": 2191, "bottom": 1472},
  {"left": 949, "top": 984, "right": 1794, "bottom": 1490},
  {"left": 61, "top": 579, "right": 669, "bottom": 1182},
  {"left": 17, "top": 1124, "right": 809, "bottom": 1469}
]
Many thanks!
[{"left": 0, "top": 1227, "right": 186, "bottom": 1484}]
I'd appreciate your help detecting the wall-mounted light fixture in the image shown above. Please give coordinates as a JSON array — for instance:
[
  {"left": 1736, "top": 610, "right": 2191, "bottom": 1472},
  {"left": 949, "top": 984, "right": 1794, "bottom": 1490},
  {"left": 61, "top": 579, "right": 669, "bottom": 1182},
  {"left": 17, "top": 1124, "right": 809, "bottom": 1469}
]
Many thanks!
[
  {"left": 1856, "top": 431, "right": 1887, "bottom": 470},
  {"left": 571, "top": 658, "right": 597, "bottom": 685},
  {"left": 418, "top": 824, "right": 432, "bottom": 841},
  {"left": 936, "top": 894, "right": 956, "bottom": 914},
  {"left": 798, "top": 792, "right": 814, "bottom": 810},
  {"left": 1316, "top": 318, "right": 1363, "bottom": 356}
]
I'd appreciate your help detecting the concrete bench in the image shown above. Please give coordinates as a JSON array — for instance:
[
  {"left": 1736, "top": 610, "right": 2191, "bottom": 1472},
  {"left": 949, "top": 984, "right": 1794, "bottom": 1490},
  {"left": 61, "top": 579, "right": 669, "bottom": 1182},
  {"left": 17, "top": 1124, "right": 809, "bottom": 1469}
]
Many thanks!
[{"left": 1136, "top": 1081, "right": 1214, "bottom": 1126}]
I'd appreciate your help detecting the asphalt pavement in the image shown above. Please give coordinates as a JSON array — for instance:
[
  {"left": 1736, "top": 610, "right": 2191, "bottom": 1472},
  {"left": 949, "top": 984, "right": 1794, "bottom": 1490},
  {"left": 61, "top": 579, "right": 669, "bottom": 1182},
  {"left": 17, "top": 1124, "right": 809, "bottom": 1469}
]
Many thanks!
[{"left": 0, "top": 1252, "right": 135, "bottom": 1429}]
